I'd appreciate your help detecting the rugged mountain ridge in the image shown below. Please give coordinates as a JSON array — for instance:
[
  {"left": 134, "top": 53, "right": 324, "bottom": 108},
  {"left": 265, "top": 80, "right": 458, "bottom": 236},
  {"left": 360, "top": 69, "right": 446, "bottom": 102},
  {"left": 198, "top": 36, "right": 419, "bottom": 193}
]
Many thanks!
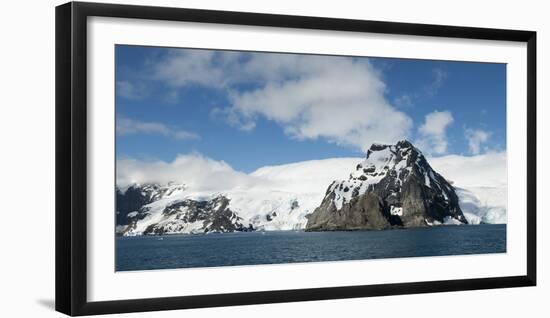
[
  {"left": 116, "top": 183, "right": 185, "bottom": 226},
  {"left": 115, "top": 183, "right": 313, "bottom": 236},
  {"left": 115, "top": 142, "right": 506, "bottom": 236},
  {"left": 305, "top": 140, "right": 468, "bottom": 231},
  {"left": 116, "top": 184, "right": 253, "bottom": 235}
]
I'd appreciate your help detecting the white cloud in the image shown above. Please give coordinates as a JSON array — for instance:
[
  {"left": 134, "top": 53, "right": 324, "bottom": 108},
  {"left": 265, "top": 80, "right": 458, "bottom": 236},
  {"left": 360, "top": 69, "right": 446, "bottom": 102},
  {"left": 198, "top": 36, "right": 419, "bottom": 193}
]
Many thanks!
[
  {"left": 210, "top": 107, "right": 256, "bottom": 131},
  {"left": 465, "top": 128, "right": 491, "bottom": 154},
  {"left": 416, "top": 110, "right": 454, "bottom": 155},
  {"left": 152, "top": 49, "right": 242, "bottom": 88},
  {"left": 229, "top": 56, "right": 413, "bottom": 151},
  {"left": 394, "top": 94, "right": 414, "bottom": 108},
  {"left": 152, "top": 50, "right": 413, "bottom": 152},
  {"left": 171, "top": 130, "right": 200, "bottom": 140},
  {"left": 117, "top": 153, "right": 257, "bottom": 191},
  {"left": 116, "top": 81, "right": 148, "bottom": 100},
  {"left": 391, "top": 68, "right": 447, "bottom": 110},
  {"left": 116, "top": 117, "right": 200, "bottom": 140},
  {"left": 425, "top": 68, "right": 447, "bottom": 96}
]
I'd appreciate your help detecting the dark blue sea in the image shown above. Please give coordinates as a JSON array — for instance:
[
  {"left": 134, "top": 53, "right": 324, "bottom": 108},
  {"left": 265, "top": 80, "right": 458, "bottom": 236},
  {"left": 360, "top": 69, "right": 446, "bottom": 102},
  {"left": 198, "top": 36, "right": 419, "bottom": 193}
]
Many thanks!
[{"left": 116, "top": 224, "right": 506, "bottom": 271}]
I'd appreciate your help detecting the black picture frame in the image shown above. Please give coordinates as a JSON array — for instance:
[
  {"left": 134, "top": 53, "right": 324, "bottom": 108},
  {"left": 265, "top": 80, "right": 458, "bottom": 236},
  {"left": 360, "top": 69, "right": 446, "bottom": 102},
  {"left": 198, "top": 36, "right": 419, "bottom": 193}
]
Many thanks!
[{"left": 55, "top": 1, "right": 537, "bottom": 316}]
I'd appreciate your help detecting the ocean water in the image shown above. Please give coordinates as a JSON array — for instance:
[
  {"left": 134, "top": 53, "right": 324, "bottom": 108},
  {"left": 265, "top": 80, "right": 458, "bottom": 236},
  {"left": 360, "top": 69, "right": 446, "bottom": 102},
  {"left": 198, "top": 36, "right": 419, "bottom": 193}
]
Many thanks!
[{"left": 116, "top": 224, "right": 506, "bottom": 271}]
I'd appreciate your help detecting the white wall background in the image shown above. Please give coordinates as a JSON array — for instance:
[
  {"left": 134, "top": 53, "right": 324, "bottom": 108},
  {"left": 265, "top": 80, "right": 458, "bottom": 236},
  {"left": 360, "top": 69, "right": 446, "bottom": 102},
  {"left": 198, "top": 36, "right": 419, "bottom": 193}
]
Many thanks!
[{"left": 0, "top": 0, "right": 546, "bottom": 317}]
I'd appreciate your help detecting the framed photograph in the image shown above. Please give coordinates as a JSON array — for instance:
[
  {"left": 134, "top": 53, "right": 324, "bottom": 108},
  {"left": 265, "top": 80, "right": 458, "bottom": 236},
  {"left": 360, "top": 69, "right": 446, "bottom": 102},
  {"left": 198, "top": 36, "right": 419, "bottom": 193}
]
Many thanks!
[{"left": 55, "top": 1, "right": 536, "bottom": 316}]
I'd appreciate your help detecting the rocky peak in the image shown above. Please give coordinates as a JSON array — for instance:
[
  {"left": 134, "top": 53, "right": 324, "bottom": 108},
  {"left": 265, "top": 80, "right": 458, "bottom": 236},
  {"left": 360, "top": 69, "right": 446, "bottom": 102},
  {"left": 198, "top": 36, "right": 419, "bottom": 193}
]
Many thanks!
[{"left": 306, "top": 140, "right": 467, "bottom": 231}]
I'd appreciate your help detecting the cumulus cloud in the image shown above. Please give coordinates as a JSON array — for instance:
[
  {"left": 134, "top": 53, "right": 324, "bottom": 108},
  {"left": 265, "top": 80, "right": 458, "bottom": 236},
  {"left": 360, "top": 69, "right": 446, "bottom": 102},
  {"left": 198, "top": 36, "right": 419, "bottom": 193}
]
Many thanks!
[
  {"left": 151, "top": 50, "right": 413, "bottom": 152},
  {"left": 416, "top": 110, "right": 454, "bottom": 155},
  {"left": 116, "top": 117, "right": 200, "bottom": 140},
  {"left": 152, "top": 49, "right": 242, "bottom": 88},
  {"left": 229, "top": 56, "right": 413, "bottom": 151},
  {"left": 116, "top": 153, "right": 257, "bottom": 191},
  {"left": 465, "top": 128, "right": 492, "bottom": 155}
]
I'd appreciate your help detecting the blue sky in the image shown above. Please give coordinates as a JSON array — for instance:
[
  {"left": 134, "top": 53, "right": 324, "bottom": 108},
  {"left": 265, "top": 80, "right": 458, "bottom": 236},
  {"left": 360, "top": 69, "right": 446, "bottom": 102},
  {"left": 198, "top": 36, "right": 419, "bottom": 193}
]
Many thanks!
[{"left": 116, "top": 45, "right": 506, "bottom": 173}]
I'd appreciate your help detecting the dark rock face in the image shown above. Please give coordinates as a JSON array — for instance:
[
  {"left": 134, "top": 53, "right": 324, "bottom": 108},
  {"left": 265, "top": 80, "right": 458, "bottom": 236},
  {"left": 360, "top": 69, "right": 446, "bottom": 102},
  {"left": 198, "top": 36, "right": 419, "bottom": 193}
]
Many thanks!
[
  {"left": 141, "top": 195, "right": 251, "bottom": 235},
  {"left": 306, "top": 140, "right": 467, "bottom": 231},
  {"left": 115, "top": 183, "right": 253, "bottom": 235},
  {"left": 307, "top": 192, "right": 389, "bottom": 231},
  {"left": 116, "top": 183, "right": 185, "bottom": 226}
]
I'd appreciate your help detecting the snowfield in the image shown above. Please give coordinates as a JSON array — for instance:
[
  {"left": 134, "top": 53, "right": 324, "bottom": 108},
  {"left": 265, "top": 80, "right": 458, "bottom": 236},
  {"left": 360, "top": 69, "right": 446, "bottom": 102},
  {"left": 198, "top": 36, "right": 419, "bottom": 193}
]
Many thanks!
[
  {"left": 118, "top": 151, "right": 507, "bottom": 235},
  {"left": 429, "top": 152, "right": 507, "bottom": 224}
]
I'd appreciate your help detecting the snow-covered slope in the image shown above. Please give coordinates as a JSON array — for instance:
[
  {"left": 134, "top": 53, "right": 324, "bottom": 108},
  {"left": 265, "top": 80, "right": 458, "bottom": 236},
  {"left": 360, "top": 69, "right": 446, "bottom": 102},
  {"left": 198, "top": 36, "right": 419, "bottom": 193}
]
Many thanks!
[
  {"left": 251, "top": 158, "right": 361, "bottom": 194},
  {"left": 454, "top": 187, "right": 507, "bottom": 224},
  {"left": 116, "top": 150, "right": 507, "bottom": 235},
  {"left": 429, "top": 152, "right": 507, "bottom": 224}
]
